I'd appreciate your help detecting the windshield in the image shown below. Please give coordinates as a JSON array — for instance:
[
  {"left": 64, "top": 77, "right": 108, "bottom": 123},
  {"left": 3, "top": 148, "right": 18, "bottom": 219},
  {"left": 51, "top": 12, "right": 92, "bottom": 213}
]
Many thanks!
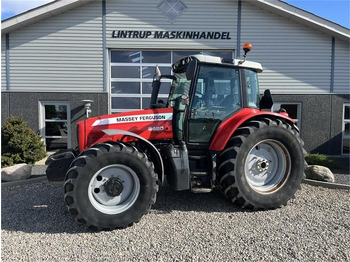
[{"left": 167, "top": 72, "right": 191, "bottom": 111}]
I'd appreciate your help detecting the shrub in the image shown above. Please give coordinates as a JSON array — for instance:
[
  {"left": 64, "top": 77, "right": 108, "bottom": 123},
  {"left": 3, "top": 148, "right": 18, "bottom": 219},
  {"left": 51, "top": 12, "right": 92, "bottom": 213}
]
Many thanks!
[
  {"left": 1, "top": 116, "right": 46, "bottom": 167},
  {"left": 305, "top": 153, "right": 340, "bottom": 169}
]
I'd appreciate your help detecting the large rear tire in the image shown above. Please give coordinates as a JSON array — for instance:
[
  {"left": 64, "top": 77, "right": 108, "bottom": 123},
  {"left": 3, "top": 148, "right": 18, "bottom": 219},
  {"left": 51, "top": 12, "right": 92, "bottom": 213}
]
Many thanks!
[
  {"left": 217, "top": 118, "right": 306, "bottom": 209},
  {"left": 64, "top": 141, "right": 158, "bottom": 230}
]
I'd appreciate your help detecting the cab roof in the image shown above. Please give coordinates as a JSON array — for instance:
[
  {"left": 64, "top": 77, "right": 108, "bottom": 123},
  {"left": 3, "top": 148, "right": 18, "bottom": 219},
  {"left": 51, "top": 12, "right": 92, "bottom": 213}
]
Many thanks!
[
  {"left": 191, "top": 54, "right": 263, "bottom": 73},
  {"left": 173, "top": 54, "right": 263, "bottom": 73}
]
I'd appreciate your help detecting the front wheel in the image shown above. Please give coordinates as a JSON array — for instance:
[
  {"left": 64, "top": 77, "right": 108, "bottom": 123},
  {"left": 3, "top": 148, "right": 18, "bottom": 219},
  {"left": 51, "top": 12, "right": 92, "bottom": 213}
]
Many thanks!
[
  {"left": 217, "top": 118, "right": 306, "bottom": 209},
  {"left": 64, "top": 142, "right": 158, "bottom": 230}
]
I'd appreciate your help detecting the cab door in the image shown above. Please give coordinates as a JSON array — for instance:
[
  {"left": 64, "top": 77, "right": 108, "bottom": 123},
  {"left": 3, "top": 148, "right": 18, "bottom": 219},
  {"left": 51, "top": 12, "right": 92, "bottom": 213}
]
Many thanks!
[{"left": 187, "top": 64, "right": 242, "bottom": 144}]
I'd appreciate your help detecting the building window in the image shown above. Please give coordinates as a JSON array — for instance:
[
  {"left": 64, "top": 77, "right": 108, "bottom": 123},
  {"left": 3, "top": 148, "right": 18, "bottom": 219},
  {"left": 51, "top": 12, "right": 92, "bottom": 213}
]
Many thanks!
[
  {"left": 110, "top": 50, "right": 233, "bottom": 113},
  {"left": 272, "top": 103, "right": 301, "bottom": 129},
  {"left": 39, "top": 101, "right": 71, "bottom": 152},
  {"left": 157, "top": 0, "right": 187, "bottom": 22},
  {"left": 342, "top": 103, "right": 350, "bottom": 155}
]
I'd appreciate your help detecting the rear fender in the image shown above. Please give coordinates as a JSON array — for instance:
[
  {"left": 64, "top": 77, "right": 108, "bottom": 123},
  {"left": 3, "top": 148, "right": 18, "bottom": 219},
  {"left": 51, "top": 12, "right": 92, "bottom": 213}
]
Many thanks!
[
  {"left": 103, "top": 129, "right": 164, "bottom": 184},
  {"left": 209, "top": 108, "right": 295, "bottom": 151}
]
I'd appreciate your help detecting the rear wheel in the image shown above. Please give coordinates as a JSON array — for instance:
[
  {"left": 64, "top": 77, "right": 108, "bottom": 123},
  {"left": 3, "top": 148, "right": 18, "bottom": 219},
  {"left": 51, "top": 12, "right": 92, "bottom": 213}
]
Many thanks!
[
  {"left": 217, "top": 118, "right": 306, "bottom": 209},
  {"left": 64, "top": 141, "right": 158, "bottom": 230}
]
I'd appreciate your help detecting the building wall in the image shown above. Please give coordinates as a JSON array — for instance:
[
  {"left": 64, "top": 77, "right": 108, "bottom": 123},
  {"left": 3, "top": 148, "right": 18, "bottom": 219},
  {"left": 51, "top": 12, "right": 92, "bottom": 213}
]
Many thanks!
[
  {"left": 333, "top": 39, "right": 350, "bottom": 93},
  {"left": 6, "top": 0, "right": 103, "bottom": 93},
  {"left": 273, "top": 94, "right": 350, "bottom": 155},
  {"left": 106, "top": 0, "right": 238, "bottom": 50},
  {"left": 241, "top": 1, "right": 333, "bottom": 94},
  {"left": 1, "top": 37, "right": 7, "bottom": 90}
]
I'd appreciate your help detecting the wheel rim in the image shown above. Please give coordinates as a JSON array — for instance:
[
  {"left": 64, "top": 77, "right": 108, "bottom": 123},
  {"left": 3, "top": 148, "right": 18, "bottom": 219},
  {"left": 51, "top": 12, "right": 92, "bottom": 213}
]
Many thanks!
[
  {"left": 245, "top": 139, "right": 291, "bottom": 193},
  {"left": 88, "top": 164, "right": 140, "bottom": 215}
]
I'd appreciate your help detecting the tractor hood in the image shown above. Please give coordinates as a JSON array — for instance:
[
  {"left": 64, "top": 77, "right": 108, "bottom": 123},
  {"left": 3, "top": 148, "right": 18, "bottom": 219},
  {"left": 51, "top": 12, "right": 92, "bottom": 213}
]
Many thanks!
[{"left": 79, "top": 108, "right": 174, "bottom": 150}]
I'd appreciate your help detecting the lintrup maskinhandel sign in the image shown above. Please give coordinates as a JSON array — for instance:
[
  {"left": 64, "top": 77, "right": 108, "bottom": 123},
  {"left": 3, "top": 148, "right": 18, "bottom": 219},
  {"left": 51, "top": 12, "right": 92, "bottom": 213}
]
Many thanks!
[{"left": 112, "top": 30, "right": 232, "bottom": 40}]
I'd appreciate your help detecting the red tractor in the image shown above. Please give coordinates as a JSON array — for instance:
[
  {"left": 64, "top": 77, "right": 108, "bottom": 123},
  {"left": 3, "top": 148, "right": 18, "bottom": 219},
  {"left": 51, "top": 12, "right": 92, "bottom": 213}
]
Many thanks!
[{"left": 46, "top": 44, "right": 306, "bottom": 230}]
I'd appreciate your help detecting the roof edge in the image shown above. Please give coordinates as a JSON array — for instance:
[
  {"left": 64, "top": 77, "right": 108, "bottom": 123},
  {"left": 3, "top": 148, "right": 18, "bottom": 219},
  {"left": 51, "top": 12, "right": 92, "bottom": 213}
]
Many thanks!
[
  {"left": 247, "top": 0, "right": 349, "bottom": 41},
  {"left": 1, "top": 0, "right": 97, "bottom": 34}
]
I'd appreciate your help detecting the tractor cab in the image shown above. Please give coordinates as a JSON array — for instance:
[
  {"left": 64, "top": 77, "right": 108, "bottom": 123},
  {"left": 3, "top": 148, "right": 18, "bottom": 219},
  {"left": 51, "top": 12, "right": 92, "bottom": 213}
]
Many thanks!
[{"left": 152, "top": 50, "right": 263, "bottom": 147}]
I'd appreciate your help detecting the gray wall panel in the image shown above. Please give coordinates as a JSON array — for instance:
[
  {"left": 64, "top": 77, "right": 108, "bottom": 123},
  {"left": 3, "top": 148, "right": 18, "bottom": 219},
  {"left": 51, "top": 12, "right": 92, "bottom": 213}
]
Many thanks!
[
  {"left": 241, "top": 2, "right": 332, "bottom": 94},
  {"left": 334, "top": 39, "right": 350, "bottom": 94},
  {"left": 8, "top": 1, "right": 103, "bottom": 92},
  {"left": 272, "top": 94, "right": 348, "bottom": 155},
  {"left": 1, "top": 38, "right": 6, "bottom": 90},
  {"left": 106, "top": 0, "right": 238, "bottom": 50}
]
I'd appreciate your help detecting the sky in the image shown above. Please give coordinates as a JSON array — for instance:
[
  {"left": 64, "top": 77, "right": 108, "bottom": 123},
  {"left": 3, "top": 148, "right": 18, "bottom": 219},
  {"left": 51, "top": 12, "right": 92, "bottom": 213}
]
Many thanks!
[{"left": 1, "top": 0, "right": 350, "bottom": 29}]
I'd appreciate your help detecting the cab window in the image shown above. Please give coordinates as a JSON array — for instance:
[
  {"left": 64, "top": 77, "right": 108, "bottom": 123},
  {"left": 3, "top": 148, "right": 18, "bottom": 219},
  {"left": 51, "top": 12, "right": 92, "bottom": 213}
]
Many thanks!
[{"left": 188, "top": 65, "right": 241, "bottom": 143}]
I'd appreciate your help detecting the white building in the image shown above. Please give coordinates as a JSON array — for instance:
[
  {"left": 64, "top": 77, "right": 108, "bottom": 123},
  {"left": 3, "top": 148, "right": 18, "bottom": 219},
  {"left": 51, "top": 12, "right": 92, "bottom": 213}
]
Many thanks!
[{"left": 1, "top": 0, "right": 349, "bottom": 156}]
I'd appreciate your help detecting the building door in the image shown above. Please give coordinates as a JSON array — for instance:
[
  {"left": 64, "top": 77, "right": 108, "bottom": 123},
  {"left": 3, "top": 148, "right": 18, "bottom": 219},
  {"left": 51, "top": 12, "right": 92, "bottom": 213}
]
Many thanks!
[{"left": 39, "top": 101, "right": 71, "bottom": 152}]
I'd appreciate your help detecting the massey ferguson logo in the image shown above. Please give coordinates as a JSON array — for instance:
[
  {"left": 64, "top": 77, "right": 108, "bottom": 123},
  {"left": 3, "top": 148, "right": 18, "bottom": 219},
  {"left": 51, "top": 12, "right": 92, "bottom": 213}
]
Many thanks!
[{"left": 148, "top": 126, "right": 164, "bottom": 132}]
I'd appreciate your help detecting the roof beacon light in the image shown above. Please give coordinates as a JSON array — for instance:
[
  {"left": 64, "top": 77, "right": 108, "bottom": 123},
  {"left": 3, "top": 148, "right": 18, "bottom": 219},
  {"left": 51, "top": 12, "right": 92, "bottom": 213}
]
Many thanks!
[{"left": 239, "top": 42, "right": 252, "bottom": 64}]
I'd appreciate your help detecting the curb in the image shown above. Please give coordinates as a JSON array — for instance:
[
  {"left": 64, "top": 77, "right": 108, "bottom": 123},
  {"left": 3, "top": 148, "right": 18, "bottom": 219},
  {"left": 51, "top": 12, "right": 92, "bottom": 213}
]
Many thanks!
[
  {"left": 302, "top": 179, "right": 350, "bottom": 190},
  {"left": 1, "top": 176, "right": 47, "bottom": 189}
]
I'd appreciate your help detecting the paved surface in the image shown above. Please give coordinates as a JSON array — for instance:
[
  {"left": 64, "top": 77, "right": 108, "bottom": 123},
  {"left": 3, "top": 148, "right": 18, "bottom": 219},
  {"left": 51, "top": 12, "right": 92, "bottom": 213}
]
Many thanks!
[{"left": 2, "top": 177, "right": 349, "bottom": 261}]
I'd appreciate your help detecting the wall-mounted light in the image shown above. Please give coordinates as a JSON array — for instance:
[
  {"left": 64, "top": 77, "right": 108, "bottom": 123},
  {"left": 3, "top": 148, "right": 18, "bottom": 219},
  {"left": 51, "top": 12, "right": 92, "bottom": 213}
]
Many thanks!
[{"left": 82, "top": 100, "right": 94, "bottom": 118}]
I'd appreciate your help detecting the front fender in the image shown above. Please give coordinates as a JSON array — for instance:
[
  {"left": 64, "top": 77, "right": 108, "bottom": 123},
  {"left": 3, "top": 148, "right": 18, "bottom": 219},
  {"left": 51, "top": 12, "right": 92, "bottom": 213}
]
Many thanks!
[
  {"left": 209, "top": 108, "right": 295, "bottom": 152},
  {"left": 103, "top": 129, "right": 164, "bottom": 185}
]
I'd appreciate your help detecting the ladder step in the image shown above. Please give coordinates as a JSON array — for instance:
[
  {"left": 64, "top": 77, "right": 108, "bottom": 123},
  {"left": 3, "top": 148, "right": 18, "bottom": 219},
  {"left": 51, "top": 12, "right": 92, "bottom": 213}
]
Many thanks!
[
  {"left": 189, "top": 155, "right": 207, "bottom": 160},
  {"left": 191, "top": 188, "right": 212, "bottom": 193},
  {"left": 190, "top": 171, "right": 208, "bottom": 176}
]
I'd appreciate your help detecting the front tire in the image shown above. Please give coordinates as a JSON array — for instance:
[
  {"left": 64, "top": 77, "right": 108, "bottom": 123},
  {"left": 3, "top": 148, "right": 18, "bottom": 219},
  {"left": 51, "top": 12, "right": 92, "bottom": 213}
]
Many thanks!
[
  {"left": 64, "top": 142, "right": 158, "bottom": 230},
  {"left": 217, "top": 118, "right": 306, "bottom": 209}
]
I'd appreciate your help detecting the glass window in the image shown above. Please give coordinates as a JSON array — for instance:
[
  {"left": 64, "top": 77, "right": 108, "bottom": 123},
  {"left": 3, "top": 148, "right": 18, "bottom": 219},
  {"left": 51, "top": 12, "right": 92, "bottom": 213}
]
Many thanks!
[
  {"left": 272, "top": 103, "right": 301, "bottom": 129},
  {"left": 245, "top": 69, "right": 259, "bottom": 108},
  {"left": 142, "top": 98, "right": 151, "bottom": 109},
  {"left": 142, "top": 66, "right": 171, "bottom": 79},
  {"left": 188, "top": 65, "right": 241, "bottom": 143},
  {"left": 40, "top": 102, "right": 70, "bottom": 152},
  {"left": 167, "top": 72, "right": 191, "bottom": 110},
  {"left": 142, "top": 82, "right": 171, "bottom": 94},
  {"left": 110, "top": 50, "right": 234, "bottom": 113},
  {"left": 45, "top": 122, "right": 68, "bottom": 136},
  {"left": 111, "top": 82, "right": 140, "bottom": 94},
  {"left": 111, "top": 66, "right": 140, "bottom": 78},
  {"left": 111, "top": 51, "right": 141, "bottom": 63},
  {"left": 343, "top": 104, "right": 350, "bottom": 155},
  {"left": 112, "top": 97, "right": 140, "bottom": 110},
  {"left": 45, "top": 105, "right": 68, "bottom": 120},
  {"left": 142, "top": 51, "right": 171, "bottom": 63}
]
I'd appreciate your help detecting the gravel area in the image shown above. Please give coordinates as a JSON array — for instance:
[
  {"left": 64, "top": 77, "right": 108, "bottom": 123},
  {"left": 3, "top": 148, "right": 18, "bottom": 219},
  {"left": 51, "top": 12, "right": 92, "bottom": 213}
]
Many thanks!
[
  {"left": 333, "top": 169, "right": 350, "bottom": 185},
  {"left": 2, "top": 175, "right": 349, "bottom": 261}
]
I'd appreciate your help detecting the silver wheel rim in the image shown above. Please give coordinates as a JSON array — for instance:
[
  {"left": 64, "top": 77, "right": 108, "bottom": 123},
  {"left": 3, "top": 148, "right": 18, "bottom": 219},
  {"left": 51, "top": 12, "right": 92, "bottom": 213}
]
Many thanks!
[
  {"left": 245, "top": 139, "right": 291, "bottom": 193},
  {"left": 88, "top": 164, "right": 140, "bottom": 215}
]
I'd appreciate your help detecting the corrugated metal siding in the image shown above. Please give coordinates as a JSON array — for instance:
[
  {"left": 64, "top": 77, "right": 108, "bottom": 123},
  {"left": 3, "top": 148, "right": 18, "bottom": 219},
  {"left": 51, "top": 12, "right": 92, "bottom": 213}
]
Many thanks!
[
  {"left": 8, "top": 1, "right": 103, "bottom": 92},
  {"left": 1, "top": 38, "right": 6, "bottom": 90},
  {"left": 241, "top": 2, "right": 332, "bottom": 94},
  {"left": 333, "top": 39, "right": 350, "bottom": 94},
  {"left": 106, "top": 0, "right": 238, "bottom": 50}
]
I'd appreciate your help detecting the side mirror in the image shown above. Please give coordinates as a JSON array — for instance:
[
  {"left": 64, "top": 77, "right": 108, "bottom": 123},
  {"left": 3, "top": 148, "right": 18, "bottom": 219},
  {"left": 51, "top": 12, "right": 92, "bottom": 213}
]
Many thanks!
[{"left": 186, "top": 59, "right": 197, "bottom": 80}]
